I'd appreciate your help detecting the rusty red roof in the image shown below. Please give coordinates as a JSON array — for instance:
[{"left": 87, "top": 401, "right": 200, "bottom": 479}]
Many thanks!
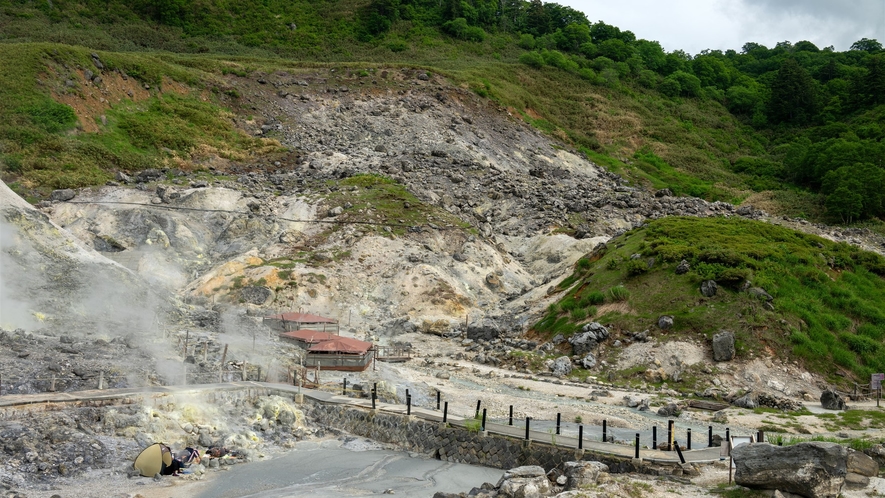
[
  {"left": 265, "top": 312, "right": 338, "bottom": 323},
  {"left": 308, "top": 336, "right": 373, "bottom": 354},
  {"left": 279, "top": 329, "right": 337, "bottom": 344}
]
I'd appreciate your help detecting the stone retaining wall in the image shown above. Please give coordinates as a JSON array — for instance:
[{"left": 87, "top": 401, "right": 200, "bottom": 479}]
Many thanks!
[{"left": 301, "top": 397, "right": 664, "bottom": 474}]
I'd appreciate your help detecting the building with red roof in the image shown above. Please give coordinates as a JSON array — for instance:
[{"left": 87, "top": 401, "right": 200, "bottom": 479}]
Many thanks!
[
  {"left": 279, "top": 329, "right": 337, "bottom": 348},
  {"left": 305, "top": 336, "right": 374, "bottom": 371}
]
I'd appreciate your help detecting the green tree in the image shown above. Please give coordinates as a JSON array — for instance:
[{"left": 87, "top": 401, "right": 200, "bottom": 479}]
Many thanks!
[
  {"left": 826, "top": 186, "right": 863, "bottom": 223},
  {"left": 635, "top": 39, "right": 666, "bottom": 73},
  {"left": 668, "top": 70, "right": 702, "bottom": 97},
  {"left": 863, "top": 55, "right": 885, "bottom": 105},
  {"left": 767, "top": 57, "right": 818, "bottom": 124},
  {"left": 850, "top": 38, "right": 883, "bottom": 53}
]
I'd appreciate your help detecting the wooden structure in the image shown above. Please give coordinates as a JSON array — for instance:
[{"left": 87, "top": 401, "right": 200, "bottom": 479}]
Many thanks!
[
  {"left": 305, "top": 336, "right": 374, "bottom": 372},
  {"left": 687, "top": 399, "right": 730, "bottom": 411},
  {"left": 279, "top": 329, "right": 337, "bottom": 348},
  {"left": 375, "top": 345, "right": 412, "bottom": 363},
  {"left": 264, "top": 312, "right": 339, "bottom": 333}
]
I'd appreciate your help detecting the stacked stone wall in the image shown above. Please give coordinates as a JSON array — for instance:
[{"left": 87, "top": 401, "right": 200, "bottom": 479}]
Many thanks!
[{"left": 301, "top": 398, "right": 651, "bottom": 474}]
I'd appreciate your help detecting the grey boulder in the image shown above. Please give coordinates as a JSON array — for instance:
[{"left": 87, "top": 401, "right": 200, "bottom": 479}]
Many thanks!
[
  {"left": 732, "top": 442, "right": 847, "bottom": 498},
  {"left": 550, "top": 356, "right": 573, "bottom": 377},
  {"left": 496, "top": 465, "right": 551, "bottom": 498},
  {"left": 700, "top": 279, "right": 717, "bottom": 297},
  {"left": 712, "top": 330, "right": 735, "bottom": 361},
  {"left": 820, "top": 389, "right": 847, "bottom": 411}
]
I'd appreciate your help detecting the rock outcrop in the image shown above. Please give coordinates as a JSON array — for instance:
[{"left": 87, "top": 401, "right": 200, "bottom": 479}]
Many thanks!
[{"left": 732, "top": 442, "right": 848, "bottom": 498}]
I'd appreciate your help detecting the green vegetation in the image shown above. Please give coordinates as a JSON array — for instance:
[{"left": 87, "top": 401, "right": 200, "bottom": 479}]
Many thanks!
[
  {"left": 534, "top": 216, "right": 885, "bottom": 385},
  {"left": 320, "top": 174, "right": 472, "bottom": 237},
  {"left": 0, "top": 1, "right": 882, "bottom": 223},
  {"left": 0, "top": 43, "right": 275, "bottom": 194}
]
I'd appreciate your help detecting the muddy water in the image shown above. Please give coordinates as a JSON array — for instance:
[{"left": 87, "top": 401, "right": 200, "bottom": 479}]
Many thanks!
[{"left": 192, "top": 439, "right": 503, "bottom": 498}]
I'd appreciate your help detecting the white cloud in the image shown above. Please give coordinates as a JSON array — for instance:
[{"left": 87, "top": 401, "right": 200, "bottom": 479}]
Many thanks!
[{"left": 559, "top": 0, "right": 885, "bottom": 55}]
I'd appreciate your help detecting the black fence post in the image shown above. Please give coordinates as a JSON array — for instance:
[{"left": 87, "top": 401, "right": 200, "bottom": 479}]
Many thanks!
[
  {"left": 481, "top": 408, "right": 487, "bottom": 431},
  {"left": 372, "top": 391, "right": 376, "bottom": 409},
  {"left": 602, "top": 419, "right": 607, "bottom": 442},
  {"left": 653, "top": 426, "right": 657, "bottom": 449},
  {"left": 668, "top": 420, "right": 674, "bottom": 450},
  {"left": 437, "top": 390, "right": 441, "bottom": 410},
  {"left": 757, "top": 430, "right": 764, "bottom": 443},
  {"left": 556, "top": 413, "right": 561, "bottom": 435},
  {"left": 726, "top": 428, "right": 730, "bottom": 448},
  {"left": 578, "top": 425, "right": 583, "bottom": 450},
  {"left": 687, "top": 428, "right": 692, "bottom": 450},
  {"left": 407, "top": 394, "right": 411, "bottom": 416},
  {"left": 475, "top": 400, "right": 481, "bottom": 419},
  {"left": 509, "top": 405, "right": 513, "bottom": 426},
  {"left": 343, "top": 378, "right": 347, "bottom": 396},
  {"left": 525, "top": 417, "right": 531, "bottom": 440},
  {"left": 708, "top": 426, "right": 713, "bottom": 447},
  {"left": 674, "top": 441, "right": 686, "bottom": 464},
  {"left": 634, "top": 433, "right": 640, "bottom": 459},
  {"left": 443, "top": 401, "right": 448, "bottom": 423}
]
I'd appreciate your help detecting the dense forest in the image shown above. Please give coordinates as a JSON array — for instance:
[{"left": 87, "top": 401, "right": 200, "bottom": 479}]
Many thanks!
[{"left": 1, "top": 0, "right": 883, "bottom": 223}]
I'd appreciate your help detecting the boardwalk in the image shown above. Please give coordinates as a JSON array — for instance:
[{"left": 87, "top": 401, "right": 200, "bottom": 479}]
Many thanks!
[{"left": 0, "top": 382, "right": 725, "bottom": 465}]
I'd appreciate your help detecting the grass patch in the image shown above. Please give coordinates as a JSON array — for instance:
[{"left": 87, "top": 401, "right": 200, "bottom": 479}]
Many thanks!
[{"left": 532, "top": 216, "right": 885, "bottom": 386}]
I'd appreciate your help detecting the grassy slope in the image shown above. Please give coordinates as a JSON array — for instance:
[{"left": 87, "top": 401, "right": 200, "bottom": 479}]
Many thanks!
[
  {"left": 0, "top": 2, "right": 777, "bottom": 205},
  {"left": 534, "top": 216, "right": 885, "bottom": 386}
]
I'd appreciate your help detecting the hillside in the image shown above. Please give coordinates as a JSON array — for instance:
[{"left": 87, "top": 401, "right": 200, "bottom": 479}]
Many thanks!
[
  {"left": 1, "top": 1, "right": 883, "bottom": 224},
  {"left": 0, "top": 1, "right": 884, "bottom": 386}
]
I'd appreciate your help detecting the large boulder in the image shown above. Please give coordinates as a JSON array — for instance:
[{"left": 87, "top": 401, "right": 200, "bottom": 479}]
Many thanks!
[
  {"left": 563, "top": 461, "right": 608, "bottom": 490},
  {"left": 466, "top": 319, "right": 502, "bottom": 341},
  {"left": 712, "top": 330, "right": 735, "bottom": 361},
  {"left": 240, "top": 286, "right": 273, "bottom": 305},
  {"left": 550, "top": 356, "right": 573, "bottom": 377},
  {"left": 732, "top": 442, "right": 848, "bottom": 498},
  {"left": 569, "top": 322, "right": 609, "bottom": 355},
  {"left": 846, "top": 449, "right": 879, "bottom": 489},
  {"left": 700, "top": 280, "right": 718, "bottom": 297},
  {"left": 50, "top": 189, "right": 76, "bottom": 201},
  {"left": 496, "top": 465, "right": 551, "bottom": 498},
  {"left": 820, "top": 389, "right": 847, "bottom": 411}
]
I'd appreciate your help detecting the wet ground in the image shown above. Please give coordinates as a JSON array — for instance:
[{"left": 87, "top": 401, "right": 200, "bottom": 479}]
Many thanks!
[{"left": 189, "top": 438, "right": 504, "bottom": 498}]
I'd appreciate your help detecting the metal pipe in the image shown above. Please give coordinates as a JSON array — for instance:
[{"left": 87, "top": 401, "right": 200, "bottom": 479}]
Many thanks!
[
  {"left": 475, "top": 400, "right": 481, "bottom": 419},
  {"left": 578, "top": 425, "right": 583, "bottom": 449},
  {"left": 481, "top": 408, "right": 487, "bottom": 431},
  {"left": 708, "top": 426, "right": 713, "bottom": 447},
  {"left": 525, "top": 417, "right": 531, "bottom": 440},
  {"left": 343, "top": 378, "right": 347, "bottom": 396},
  {"left": 437, "top": 390, "right": 441, "bottom": 410},
  {"left": 687, "top": 428, "right": 692, "bottom": 450},
  {"left": 653, "top": 426, "right": 657, "bottom": 449},
  {"left": 443, "top": 401, "right": 448, "bottom": 423},
  {"left": 407, "top": 395, "right": 411, "bottom": 416},
  {"left": 509, "top": 405, "right": 513, "bottom": 426},
  {"left": 602, "top": 419, "right": 607, "bottom": 442}
]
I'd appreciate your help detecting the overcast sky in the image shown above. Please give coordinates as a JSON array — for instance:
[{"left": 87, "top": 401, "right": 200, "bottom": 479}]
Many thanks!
[{"left": 560, "top": 0, "right": 885, "bottom": 55}]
